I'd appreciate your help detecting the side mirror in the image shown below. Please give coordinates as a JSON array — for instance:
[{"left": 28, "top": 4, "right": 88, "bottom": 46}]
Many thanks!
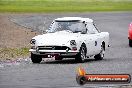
[
  {"left": 42, "top": 30, "right": 49, "bottom": 34},
  {"left": 45, "top": 30, "right": 49, "bottom": 33}
]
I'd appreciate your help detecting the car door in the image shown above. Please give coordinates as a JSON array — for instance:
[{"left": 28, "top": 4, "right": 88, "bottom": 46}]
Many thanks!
[
  {"left": 78, "top": 22, "right": 94, "bottom": 56},
  {"left": 86, "top": 22, "right": 101, "bottom": 55}
]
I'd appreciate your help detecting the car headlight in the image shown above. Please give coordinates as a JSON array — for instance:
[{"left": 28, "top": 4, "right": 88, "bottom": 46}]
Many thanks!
[
  {"left": 70, "top": 40, "right": 76, "bottom": 46},
  {"left": 30, "top": 39, "right": 36, "bottom": 45}
]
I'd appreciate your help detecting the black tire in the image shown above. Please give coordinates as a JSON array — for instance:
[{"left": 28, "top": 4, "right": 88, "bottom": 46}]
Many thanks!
[
  {"left": 31, "top": 53, "right": 42, "bottom": 63},
  {"left": 129, "top": 39, "right": 132, "bottom": 47},
  {"left": 75, "top": 44, "right": 87, "bottom": 63},
  {"left": 94, "top": 44, "right": 105, "bottom": 60}
]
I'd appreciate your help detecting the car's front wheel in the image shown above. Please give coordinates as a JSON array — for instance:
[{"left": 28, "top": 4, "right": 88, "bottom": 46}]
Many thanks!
[
  {"left": 94, "top": 44, "right": 105, "bottom": 60},
  {"left": 75, "top": 44, "right": 87, "bottom": 63},
  {"left": 31, "top": 53, "right": 42, "bottom": 63},
  {"left": 129, "top": 39, "right": 132, "bottom": 47}
]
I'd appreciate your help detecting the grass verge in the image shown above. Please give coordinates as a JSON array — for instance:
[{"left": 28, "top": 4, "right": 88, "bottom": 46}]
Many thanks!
[
  {"left": 0, "top": 47, "right": 30, "bottom": 61},
  {"left": 0, "top": 0, "right": 132, "bottom": 13}
]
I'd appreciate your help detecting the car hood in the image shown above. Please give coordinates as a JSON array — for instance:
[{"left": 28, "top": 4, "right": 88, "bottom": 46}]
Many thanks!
[{"left": 33, "top": 31, "right": 80, "bottom": 46}]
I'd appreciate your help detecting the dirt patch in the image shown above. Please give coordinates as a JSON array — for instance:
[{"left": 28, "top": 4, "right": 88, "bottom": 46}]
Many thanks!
[
  {"left": 0, "top": 14, "right": 39, "bottom": 48},
  {"left": 0, "top": 13, "right": 40, "bottom": 60}
]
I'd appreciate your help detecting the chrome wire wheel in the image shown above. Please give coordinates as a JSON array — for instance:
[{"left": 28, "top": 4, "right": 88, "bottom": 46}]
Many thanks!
[
  {"left": 94, "top": 44, "right": 105, "bottom": 60},
  {"left": 100, "top": 46, "right": 105, "bottom": 58},
  {"left": 80, "top": 47, "right": 86, "bottom": 61},
  {"left": 75, "top": 44, "right": 87, "bottom": 63}
]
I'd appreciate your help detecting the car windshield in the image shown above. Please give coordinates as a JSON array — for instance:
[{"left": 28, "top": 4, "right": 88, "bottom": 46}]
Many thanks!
[{"left": 48, "top": 21, "right": 86, "bottom": 33}]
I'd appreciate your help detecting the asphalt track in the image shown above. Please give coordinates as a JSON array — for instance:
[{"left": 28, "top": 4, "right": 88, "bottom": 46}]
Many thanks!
[{"left": 0, "top": 12, "right": 132, "bottom": 88}]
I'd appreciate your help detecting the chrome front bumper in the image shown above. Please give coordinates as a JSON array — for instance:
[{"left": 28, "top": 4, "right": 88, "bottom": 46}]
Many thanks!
[{"left": 29, "top": 49, "right": 78, "bottom": 56}]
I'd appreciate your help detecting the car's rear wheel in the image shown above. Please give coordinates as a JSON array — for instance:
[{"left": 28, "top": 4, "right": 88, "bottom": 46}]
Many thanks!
[
  {"left": 31, "top": 53, "right": 42, "bottom": 63},
  {"left": 129, "top": 39, "right": 132, "bottom": 47},
  {"left": 94, "top": 44, "right": 105, "bottom": 60},
  {"left": 75, "top": 44, "right": 87, "bottom": 63}
]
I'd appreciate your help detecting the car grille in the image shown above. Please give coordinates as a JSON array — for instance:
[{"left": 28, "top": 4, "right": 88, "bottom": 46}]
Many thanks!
[{"left": 38, "top": 46, "right": 71, "bottom": 50}]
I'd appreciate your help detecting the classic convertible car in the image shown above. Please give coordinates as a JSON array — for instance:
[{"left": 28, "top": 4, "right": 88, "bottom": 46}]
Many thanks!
[
  {"left": 29, "top": 17, "right": 109, "bottom": 63},
  {"left": 128, "top": 22, "right": 132, "bottom": 47}
]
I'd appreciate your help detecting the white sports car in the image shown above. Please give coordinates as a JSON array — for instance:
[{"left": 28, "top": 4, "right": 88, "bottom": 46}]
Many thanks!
[{"left": 29, "top": 17, "right": 109, "bottom": 63}]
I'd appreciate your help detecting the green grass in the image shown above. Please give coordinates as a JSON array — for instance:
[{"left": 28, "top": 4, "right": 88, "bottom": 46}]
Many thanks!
[
  {"left": 0, "top": 0, "right": 132, "bottom": 13},
  {"left": 0, "top": 47, "right": 30, "bottom": 60}
]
